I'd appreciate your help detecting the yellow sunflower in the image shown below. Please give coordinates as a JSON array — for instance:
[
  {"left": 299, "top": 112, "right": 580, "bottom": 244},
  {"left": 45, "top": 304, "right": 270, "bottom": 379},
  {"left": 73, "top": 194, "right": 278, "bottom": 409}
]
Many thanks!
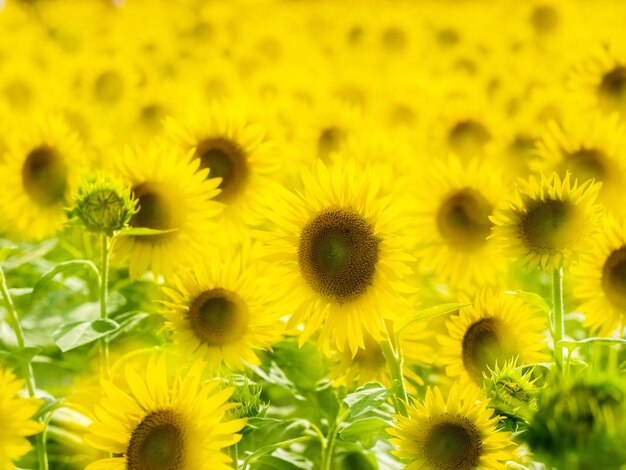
[
  {"left": 84, "top": 356, "right": 245, "bottom": 470},
  {"left": 113, "top": 144, "right": 223, "bottom": 280},
  {"left": 160, "top": 241, "right": 287, "bottom": 371},
  {"left": 572, "top": 216, "right": 626, "bottom": 336},
  {"left": 439, "top": 290, "right": 548, "bottom": 390},
  {"left": 0, "top": 368, "right": 42, "bottom": 470},
  {"left": 0, "top": 114, "right": 86, "bottom": 240},
  {"left": 388, "top": 382, "right": 516, "bottom": 470},
  {"left": 490, "top": 172, "right": 603, "bottom": 271},
  {"left": 262, "top": 157, "right": 415, "bottom": 357},
  {"left": 164, "top": 100, "right": 280, "bottom": 227},
  {"left": 536, "top": 115, "right": 626, "bottom": 215},
  {"left": 412, "top": 157, "right": 509, "bottom": 290}
]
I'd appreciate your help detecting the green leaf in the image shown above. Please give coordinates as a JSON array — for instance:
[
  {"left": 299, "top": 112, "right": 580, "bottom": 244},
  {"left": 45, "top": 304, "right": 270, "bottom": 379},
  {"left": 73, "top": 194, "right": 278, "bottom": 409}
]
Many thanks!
[
  {"left": 339, "top": 417, "right": 391, "bottom": 449},
  {"left": 255, "top": 449, "right": 314, "bottom": 469},
  {"left": 116, "top": 227, "right": 179, "bottom": 237},
  {"left": 504, "top": 290, "right": 552, "bottom": 314},
  {"left": 0, "top": 245, "right": 19, "bottom": 263},
  {"left": 52, "top": 319, "right": 120, "bottom": 352},
  {"left": 396, "top": 303, "right": 466, "bottom": 332},
  {"left": 342, "top": 382, "right": 390, "bottom": 418},
  {"left": 31, "top": 260, "right": 99, "bottom": 302},
  {"left": 242, "top": 436, "right": 312, "bottom": 467}
]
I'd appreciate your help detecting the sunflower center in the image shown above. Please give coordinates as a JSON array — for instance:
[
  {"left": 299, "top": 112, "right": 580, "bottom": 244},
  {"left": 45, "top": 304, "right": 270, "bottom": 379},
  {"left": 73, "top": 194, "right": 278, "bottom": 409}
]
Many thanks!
[
  {"left": 601, "top": 246, "right": 626, "bottom": 310},
  {"left": 127, "top": 409, "right": 185, "bottom": 470},
  {"left": 318, "top": 127, "right": 346, "bottom": 161},
  {"left": 448, "top": 120, "right": 491, "bottom": 157},
  {"left": 520, "top": 199, "right": 576, "bottom": 253},
  {"left": 530, "top": 4, "right": 559, "bottom": 34},
  {"left": 22, "top": 146, "right": 68, "bottom": 206},
  {"left": 130, "top": 182, "right": 176, "bottom": 235},
  {"left": 354, "top": 341, "right": 386, "bottom": 369},
  {"left": 423, "top": 417, "right": 482, "bottom": 470},
  {"left": 437, "top": 188, "right": 493, "bottom": 251},
  {"left": 298, "top": 208, "right": 379, "bottom": 303},
  {"left": 94, "top": 70, "right": 123, "bottom": 104},
  {"left": 599, "top": 66, "right": 626, "bottom": 112},
  {"left": 188, "top": 288, "right": 248, "bottom": 346},
  {"left": 565, "top": 147, "right": 608, "bottom": 182},
  {"left": 462, "top": 318, "right": 505, "bottom": 383},
  {"left": 195, "top": 138, "right": 248, "bottom": 202}
]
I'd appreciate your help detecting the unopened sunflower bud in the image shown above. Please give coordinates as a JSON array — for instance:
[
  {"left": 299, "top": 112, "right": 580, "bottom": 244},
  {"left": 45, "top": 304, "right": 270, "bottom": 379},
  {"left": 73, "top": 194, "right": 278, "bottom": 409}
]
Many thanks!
[
  {"left": 70, "top": 173, "right": 137, "bottom": 236},
  {"left": 227, "top": 374, "right": 266, "bottom": 420}
]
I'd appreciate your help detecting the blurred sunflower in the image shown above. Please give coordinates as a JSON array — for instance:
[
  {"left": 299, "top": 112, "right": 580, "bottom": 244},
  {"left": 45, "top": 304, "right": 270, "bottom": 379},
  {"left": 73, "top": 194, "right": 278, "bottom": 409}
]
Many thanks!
[
  {"left": 439, "top": 291, "right": 547, "bottom": 390},
  {"left": 114, "top": 144, "right": 223, "bottom": 279},
  {"left": 572, "top": 216, "right": 626, "bottom": 336},
  {"left": 263, "top": 158, "right": 415, "bottom": 357},
  {"left": 165, "top": 101, "right": 279, "bottom": 227},
  {"left": 161, "top": 242, "right": 286, "bottom": 371},
  {"left": 84, "top": 356, "right": 245, "bottom": 470},
  {"left": 413, "top": 157, "right": 509, "bottom": 289},
  {"left": 490, "top": 172, "right": 603, "bottom": 271},
  {"left": 0, "top": 368, "right": 42, "bottom": 470},
  {"left": 388, "top": 383, "right": 516, "bottom": 469},
  {"left": 0, "top": 115, "right": 86, "bottom": 240}
]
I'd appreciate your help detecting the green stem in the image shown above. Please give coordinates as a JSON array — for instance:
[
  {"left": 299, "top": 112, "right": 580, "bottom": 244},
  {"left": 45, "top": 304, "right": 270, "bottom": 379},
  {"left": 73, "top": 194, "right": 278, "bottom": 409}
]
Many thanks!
[
  {"left": 552, "top": 267, "right": 565, "bottom": 370},
  {"left": 0, "top": 266, "right": 46, "bottom": 469},
  {"left": 321, "top": 409, "right": 350, "bottom": 470},
  {"left": 99, "top": 234, "right": 111, "bottom": 378},
  {"left": 380, "top": 337, "right": 409, "bottom": 416}
]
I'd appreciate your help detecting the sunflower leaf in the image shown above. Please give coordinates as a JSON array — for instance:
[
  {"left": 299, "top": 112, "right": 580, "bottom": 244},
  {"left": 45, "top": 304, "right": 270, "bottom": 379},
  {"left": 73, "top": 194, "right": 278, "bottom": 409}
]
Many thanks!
[
  {"left": 396, "top": 303, "right": 466, "bottom": 333},
  {"left": 504, "top": 290, "right": 552, "bottom": 314},
  {"left": 52, "top": 319, "right": 120, "bottom": 352},
  {"left": 339, "top": 416, "right": 391, "bottom": 449},
  {"left": 31, "top": 260, "right": 99, "bottom": 302},
  {"left": 342, "top": 382, "right": 390, "bottom": 417}
]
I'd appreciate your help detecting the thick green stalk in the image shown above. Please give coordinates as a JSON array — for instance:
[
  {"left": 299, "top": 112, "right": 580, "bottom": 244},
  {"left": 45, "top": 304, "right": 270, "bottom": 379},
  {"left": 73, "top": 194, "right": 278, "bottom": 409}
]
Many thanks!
[
  {"left": 0, "top": 266, "right": 46, "bottom": 469},
  {"left": 320, "top": 409, "right": 350, "bottom": 470},
  {"left": 99, "top": 234, "right": 111, "bottom": 378},
  {"left": 380, "top": 337, "right": 409, "bottom": 417},
  {"left": 552, "top": 267, "right": 565, "bottom": 369}
]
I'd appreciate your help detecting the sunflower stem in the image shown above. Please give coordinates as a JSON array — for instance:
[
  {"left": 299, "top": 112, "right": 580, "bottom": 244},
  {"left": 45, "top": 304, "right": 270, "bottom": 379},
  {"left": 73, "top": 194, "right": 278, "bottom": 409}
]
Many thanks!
[
  {"left": 99, "top": 234, "right": 111, "bottom": 378},
  {"left": 0, "top": 266, "right": 46, "bottom": 469},
  {"left": 552, "top": 267, "right": 565, "bottom": 370},
  {"left": 380, "top": 337, "right": 409, "bottom": 417},
  {"left": 321, "top": 408, "right": 350, "bottom": 470}
]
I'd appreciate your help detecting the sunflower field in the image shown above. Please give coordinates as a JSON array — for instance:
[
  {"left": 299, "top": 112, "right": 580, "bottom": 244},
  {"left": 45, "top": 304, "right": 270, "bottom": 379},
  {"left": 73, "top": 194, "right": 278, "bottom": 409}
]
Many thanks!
[{"left": 3, "top": 0, "right": 626, "bottom": 469}]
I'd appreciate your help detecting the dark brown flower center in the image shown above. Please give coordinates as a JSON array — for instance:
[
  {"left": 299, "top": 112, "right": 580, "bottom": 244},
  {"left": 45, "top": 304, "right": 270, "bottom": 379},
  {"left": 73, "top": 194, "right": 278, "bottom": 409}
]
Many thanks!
[
  {"left": 423, "top": 416, "right": 482, "bottom": 470},
  {"left": 530, "top": 4, "right": 560, "bottom": 34},
  {"left": 127, "top": 409, "right": 185, "bottom": 470},
  {"left": 437, "top": 188, "right": 493, "bottom": 251},
  {"left": 298, "top": 208, "right": 379, "bottom": 303},
  {"left": 599, "top": 66, "right": 626, "bottom": 113},
  {"left": 188, "top": 288, "right": 248, "bottom": 346},
  {"left": 22, "top": 146, "right": 68, "bottom": 206},
  {"left": 563, "top": 147, "right": 608, "bottom": 183},
  {"left": 602, "top": 246, "right": 626, "bottom": 311},
  {"left": 195, "top": 138, "right": 248, "bottom": 203},
  {"left": 520, "top": 199, "right": 575, "bottom": 253},
  {"left": 448, "top": 120, "right": 491, "bottom": 158},
  {"left": 317, "top": 127, "right": 346, "bottom": 161},
  {"left": 462, "top": 318, "right": 505, "bottom": 383}
]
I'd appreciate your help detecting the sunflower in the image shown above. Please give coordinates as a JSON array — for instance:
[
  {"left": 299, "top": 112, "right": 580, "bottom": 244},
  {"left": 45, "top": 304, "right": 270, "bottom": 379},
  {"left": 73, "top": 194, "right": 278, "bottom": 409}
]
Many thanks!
[
  {"left": 0, "top": 368, "right": 42, "bottom": 470},
  {"left": 262, "top": 157, "right": 415, "bottom": 357},
  {"left": 412, "top": 157, "right": 509, "bottom": 290},
  {"left": 84, "top": 356, "right": 245, "bottom": 470},
  {"left": 536, "top": 115, "right": 626, "bottom": 215},
  {"left": 164, "top": 101, "right": 280, "bottom": 228},
  {"left": 439, "top": 291, "right": 548, "bottom": 390},
  {"left": 572, "top": 216, "right": 626, "bottom": 336},
  {"left": 113, "top": 144, "right": 223, "bottom": 279},
  {"left": 0, "top": 114, "right": 86, "bottom": 240},
  {"left": 388, "top": 382, "right": 516, "bottom": 470},
  {"left": 160, "top": 241, "right": 287, "bottom": 371},
  {"left": 490, "top": 172, "right": 603, "bottom": 271}
]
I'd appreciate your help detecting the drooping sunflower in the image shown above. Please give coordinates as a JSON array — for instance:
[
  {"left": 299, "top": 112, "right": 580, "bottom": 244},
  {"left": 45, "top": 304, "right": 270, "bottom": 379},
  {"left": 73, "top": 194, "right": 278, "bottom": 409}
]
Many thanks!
[
  {"left": 439, "top": 291, "right": 548, "bottom": 391},
  {"left": 262, "top": 157, "right": 415, "bottom": 357},
  {"left": 113, "top": 144, "right": 223, "bottom": 279},
  {"left": 160, "top": 241, "right": 287, "bottom": 371},
  {"left": 0, "top": 114, "right": 86, "bottom": 240},
  {"left": 490, "top": 172, "right": 603, "bottom": 271},
  {"left": 84, "top": 356, "right": 245, "bottom": 470},
  {"left": 572, "top": 216, "right": 626, "bottom": 336},
  {"left": 412, "top": 157, "right": 509, "bottom": 289},
  {"left": 388, "top": 382, "right": 517, "bottom": 470},
  {"left": 0, "top": 368, "right": 42, "bottom": 470},
  {"left": 164, "top": 101, "right": 280, "bottom": 227}
]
